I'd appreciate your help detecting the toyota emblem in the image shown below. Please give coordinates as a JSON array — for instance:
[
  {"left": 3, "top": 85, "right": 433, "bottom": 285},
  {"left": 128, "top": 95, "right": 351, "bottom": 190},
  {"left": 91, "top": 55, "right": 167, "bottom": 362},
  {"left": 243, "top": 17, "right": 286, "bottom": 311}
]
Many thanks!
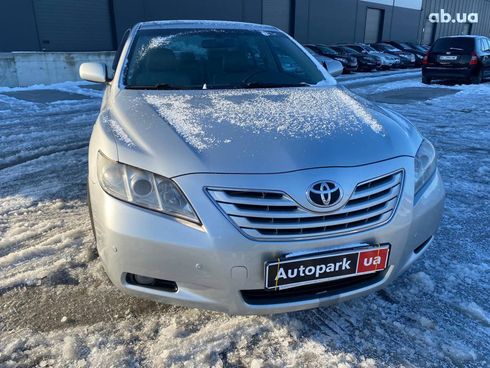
[{"left": 307, "top": 181, "right": 342, "bottom": 208}]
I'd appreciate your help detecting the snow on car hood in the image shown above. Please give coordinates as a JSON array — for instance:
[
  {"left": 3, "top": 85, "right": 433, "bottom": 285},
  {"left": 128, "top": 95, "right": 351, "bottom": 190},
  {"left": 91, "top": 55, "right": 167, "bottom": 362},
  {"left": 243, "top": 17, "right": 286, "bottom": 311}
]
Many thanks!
[{"left": 110, "top": 86, "right": 421, "bottom": 177}]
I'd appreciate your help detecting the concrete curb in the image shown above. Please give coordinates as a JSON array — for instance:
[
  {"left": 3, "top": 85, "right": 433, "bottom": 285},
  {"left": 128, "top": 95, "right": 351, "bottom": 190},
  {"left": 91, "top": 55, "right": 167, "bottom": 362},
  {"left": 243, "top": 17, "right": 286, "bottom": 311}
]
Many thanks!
[{"left": 0, "top": 51, "right": 115, "bottom": 87}]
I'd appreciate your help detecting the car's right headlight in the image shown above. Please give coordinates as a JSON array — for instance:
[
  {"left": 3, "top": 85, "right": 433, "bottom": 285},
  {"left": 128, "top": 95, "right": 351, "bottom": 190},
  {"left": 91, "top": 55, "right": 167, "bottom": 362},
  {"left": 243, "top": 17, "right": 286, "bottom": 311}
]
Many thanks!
[
  {"left": 97, "top": 151, "right": 200, "bottom": 223},
  {"left": 414, "top": 139, "right": 437, "bottom": 194}
]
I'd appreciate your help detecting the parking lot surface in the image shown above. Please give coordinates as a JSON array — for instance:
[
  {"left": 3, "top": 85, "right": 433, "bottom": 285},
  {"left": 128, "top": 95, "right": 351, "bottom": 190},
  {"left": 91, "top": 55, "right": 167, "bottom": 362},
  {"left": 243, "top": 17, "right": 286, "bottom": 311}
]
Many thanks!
[{"left": 0, "top": 72, "right": 489, "bottom": 367}]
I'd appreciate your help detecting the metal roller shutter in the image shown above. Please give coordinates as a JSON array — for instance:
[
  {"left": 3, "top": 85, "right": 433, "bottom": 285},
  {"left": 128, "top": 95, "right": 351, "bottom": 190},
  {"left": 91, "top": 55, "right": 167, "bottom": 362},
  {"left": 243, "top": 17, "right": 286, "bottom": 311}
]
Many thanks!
[
  {"left": 364, "top": 8, "right": 384, "bottom": 43},
  {"left": 33, "top": 0, "right": 114, "bottom": 51}
]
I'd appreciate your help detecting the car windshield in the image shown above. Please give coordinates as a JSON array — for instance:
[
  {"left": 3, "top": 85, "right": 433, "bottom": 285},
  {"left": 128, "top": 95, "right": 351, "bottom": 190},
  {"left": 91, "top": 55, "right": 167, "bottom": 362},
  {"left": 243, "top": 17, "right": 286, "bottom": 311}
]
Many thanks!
[
  {"left": 363, "top": 45, "right": 377, "bottom": 52},
  {"left": 341, "top": 47, "right": 360, "bottom": 55},
  {"left": 316, "top": 45, "right": 338, "bottom": 55},
  {"left": 124, "top": 28, "right": 327, "bottom": 89},
  {"left": 381, "top": 44, "right": 401, "bottom": 52},
  {"left": 347, "top": 45, "right": 364, "bottom": 53},
  {"left": 431, "top": 38, "right": 475, "bottom": 53}
]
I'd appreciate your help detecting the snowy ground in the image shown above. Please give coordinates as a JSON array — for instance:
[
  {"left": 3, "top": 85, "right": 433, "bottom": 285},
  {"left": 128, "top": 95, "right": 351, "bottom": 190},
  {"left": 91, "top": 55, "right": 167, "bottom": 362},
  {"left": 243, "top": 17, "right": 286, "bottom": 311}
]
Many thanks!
[{"left": 0, "top": 71, "right": 489, "bottom": 367}]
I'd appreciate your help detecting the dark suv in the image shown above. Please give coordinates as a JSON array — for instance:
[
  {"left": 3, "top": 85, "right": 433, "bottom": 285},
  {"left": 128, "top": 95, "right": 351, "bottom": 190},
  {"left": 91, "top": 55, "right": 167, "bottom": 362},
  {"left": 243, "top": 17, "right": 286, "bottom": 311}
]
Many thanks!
[{"left": 422, "top": 36, "right": 490, "bottom": 84}]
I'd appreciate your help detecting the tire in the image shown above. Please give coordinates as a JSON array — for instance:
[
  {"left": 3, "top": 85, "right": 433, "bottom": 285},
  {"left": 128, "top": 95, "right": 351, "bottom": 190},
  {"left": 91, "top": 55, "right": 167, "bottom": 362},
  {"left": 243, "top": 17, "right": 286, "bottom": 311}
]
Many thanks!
[
  {"left": 470, "top": 69, "right": 483, "bottom": 84},
  {"left": 422, "top": 76, "right": 432, "bottom": 85}
]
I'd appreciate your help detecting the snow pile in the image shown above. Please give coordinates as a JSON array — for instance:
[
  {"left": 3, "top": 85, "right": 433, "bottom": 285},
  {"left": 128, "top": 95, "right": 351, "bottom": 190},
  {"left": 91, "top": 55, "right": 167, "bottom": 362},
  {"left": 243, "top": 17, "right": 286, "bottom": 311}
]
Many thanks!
[
  {"left": 459, "top": 302, "right": 490, "bottom": 326},
  {"left": 0, "top": 80, "right": 104, "bottom": 98},
  {"left": 143, "top": 87, "right": 384, "bottom": 150}
]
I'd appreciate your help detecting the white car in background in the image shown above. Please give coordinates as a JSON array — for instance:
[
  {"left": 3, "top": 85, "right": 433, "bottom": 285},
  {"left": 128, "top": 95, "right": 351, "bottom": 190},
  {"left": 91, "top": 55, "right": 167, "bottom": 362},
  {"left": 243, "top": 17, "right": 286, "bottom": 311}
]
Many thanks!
[{"left": 303, "top": 45, "right": 344, "bottom": 76}]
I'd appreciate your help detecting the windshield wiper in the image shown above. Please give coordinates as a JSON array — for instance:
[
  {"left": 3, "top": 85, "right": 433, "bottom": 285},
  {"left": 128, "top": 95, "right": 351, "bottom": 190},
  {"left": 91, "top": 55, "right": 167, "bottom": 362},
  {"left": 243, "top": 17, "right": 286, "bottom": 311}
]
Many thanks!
[
  {"left": 243, "top": 81, "right": 310, "bottom": 89},
  {"left": 125, "top": 83, "right": 188, "bottom": 90}
]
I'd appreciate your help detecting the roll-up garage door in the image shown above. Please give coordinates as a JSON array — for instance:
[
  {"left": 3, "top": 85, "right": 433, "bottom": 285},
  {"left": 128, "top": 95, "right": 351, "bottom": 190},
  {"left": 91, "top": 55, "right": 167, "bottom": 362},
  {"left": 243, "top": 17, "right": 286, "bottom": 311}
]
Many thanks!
[
  {"left": 422, "top": 19, "right": 436, "bottom": 45},
  {"left": 364, "top": 8, "right": 384, "bottom": 43},
  {"left": 33, "top": 0, "right": 114, "bottom": 51},
  {"left": 262, "top": 0, "right": 291, "bottom": 33}
]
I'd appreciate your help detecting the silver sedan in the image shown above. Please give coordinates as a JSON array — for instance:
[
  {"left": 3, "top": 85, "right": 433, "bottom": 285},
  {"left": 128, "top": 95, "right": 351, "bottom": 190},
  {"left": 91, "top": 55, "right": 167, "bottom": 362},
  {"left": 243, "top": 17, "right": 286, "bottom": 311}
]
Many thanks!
[
  {"left": 80, "top": 20, "right": 445, "bottom": 314},
  {"left": 303, "top": 45, "right": 344, "bottom": 76}
]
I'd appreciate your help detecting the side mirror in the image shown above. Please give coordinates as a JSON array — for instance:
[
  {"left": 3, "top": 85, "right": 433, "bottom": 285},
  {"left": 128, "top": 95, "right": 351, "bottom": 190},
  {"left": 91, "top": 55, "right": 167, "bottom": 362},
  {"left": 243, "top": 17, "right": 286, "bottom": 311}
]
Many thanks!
[{"left": 79, "top": 62, "right": 107, "bottom": 83}]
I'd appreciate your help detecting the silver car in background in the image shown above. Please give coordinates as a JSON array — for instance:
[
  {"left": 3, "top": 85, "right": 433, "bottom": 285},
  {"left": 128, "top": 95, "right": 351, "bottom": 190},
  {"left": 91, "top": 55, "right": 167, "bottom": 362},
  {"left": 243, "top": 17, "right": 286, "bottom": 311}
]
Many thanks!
[
  {"left": 303, "top": 45, "right": 344, "bottom": 76},
  {"left": 346, "top": 43, "right": 401, "bottom": 69},
  {"left": 80, "top": 20, "right": 445, "bottom": 314}
]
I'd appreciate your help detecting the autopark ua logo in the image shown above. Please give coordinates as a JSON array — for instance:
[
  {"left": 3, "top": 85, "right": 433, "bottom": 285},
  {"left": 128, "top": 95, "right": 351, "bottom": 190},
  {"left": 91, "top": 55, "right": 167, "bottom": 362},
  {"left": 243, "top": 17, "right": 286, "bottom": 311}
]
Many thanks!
[{"left": 429, "top": 9, "right": 478, "bottom": 24}]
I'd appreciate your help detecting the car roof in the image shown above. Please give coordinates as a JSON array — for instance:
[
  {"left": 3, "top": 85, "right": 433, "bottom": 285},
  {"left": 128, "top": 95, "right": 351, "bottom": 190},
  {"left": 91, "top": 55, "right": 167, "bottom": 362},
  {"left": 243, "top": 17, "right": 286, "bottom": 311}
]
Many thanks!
[
  {"left": 137, "top": 20, "right": 278, "bottom": 32},
  {"left": 440, "top": 35, "right": 483, "bottom": 39}
]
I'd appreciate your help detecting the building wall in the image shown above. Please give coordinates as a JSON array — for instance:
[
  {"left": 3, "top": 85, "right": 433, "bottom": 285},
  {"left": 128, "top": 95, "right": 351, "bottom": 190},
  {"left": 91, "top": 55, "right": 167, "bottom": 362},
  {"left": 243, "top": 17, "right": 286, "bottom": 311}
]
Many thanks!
[
  {"left": 112, "top": 0, "right": 262, "bottom": 42},
  {"left": 0, "top": 51, "right": 115, "bottom": 87},
  {"left": 0, "top": 0, "right": 40, "bottom": 52},
  {"left": 0, "top": 0, "right": 490, "bottom": 52},
  {"left": 419, "top": 0, "right": 490, "bottom": 42},
  {"left": 294, "top": 0, "right": 422, "bottom": 44}
]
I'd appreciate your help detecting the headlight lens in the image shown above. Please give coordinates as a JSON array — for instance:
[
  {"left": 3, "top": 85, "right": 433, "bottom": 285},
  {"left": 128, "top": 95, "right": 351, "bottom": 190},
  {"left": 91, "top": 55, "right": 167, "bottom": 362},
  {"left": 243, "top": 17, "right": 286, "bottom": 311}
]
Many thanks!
[
  {"left": 97, "top": 152, "right": 199, "bottom": 223},
  {"left": 414, "top": 139, "right": 437, "bottom": 194}
]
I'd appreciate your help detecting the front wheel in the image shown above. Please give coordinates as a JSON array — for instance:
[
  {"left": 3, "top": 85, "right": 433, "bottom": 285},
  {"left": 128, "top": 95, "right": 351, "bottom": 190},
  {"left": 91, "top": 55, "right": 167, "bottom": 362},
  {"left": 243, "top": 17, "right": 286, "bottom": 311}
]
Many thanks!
[{"left": 422, "top": 76, "right": 432, "bottom": 85}]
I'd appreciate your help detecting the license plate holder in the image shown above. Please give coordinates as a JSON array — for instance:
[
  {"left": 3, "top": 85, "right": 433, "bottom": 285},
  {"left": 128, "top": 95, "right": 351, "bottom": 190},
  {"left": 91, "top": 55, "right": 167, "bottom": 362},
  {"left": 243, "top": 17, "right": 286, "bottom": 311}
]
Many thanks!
[
  {"left": 265, "top": 246, "right": 390, "bottom": 290},
  {"left": 439, "top": 55, "right": 458, "bottom": 61}
]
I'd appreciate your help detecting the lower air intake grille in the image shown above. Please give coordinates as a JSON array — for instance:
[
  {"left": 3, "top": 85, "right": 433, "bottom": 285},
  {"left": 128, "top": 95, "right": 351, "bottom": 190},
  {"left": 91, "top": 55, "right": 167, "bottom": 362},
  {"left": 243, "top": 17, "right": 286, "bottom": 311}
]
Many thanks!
[{"left": 241, "top": 272, "right": 383, "bottom": 305}]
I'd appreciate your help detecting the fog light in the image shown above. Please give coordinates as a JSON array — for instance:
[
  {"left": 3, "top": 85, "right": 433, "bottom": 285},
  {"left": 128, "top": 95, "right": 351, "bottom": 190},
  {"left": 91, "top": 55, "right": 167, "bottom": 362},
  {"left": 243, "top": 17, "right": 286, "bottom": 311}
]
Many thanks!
[
  {"left": 134, "top": 275, "right": 155, "bottom": 285},
  {"left": 126, "top": 273, "right": 178, "bottom": 292}
]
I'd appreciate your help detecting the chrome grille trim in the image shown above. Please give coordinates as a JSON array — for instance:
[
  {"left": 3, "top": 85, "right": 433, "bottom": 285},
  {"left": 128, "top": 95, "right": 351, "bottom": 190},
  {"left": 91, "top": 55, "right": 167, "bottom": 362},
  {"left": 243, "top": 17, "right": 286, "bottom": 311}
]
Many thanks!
[{"left": 207, "top": 170, "right": 404, "bottom": 241}]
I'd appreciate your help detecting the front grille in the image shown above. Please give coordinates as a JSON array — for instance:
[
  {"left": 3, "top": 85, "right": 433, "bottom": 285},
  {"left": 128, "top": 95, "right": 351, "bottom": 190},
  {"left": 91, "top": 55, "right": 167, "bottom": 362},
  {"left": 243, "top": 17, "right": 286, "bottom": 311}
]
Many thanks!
[
  {"left": 241, "top": 272, "right": 383, "bottom": 305},
  {"left": 208, "top": 170, "right": 403, "bottom": 240}
]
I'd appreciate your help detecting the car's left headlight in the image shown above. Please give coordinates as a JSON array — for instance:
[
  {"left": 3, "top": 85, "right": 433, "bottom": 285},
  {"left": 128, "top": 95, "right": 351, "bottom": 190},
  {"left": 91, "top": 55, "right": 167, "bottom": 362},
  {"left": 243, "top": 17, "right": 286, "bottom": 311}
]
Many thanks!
[
  {"left": 414, "top": 139, "right": 437, "bottom": 194},
  {"left": 97, "top": 151, "right": 200, "bottom": 223}
]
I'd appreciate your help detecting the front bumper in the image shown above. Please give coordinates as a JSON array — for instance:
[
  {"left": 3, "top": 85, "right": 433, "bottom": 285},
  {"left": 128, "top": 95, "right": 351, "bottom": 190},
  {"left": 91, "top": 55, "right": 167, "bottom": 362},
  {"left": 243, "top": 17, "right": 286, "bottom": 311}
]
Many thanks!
[{"left": 89, "top": 157, "right": 445, "bottom": 314}]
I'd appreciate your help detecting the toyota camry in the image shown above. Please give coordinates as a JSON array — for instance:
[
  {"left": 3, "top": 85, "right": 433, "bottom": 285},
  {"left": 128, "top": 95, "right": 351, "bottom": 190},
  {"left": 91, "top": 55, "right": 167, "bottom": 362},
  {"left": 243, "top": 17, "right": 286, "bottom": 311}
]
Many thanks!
[{"left": 80, "top": 20, "right": 445, "bottom": 314}]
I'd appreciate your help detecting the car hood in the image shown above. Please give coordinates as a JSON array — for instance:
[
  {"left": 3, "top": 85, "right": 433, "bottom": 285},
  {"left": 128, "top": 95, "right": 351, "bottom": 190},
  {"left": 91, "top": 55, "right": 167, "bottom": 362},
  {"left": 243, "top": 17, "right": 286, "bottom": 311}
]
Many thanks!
[{"left": 107, "top": 86, "right": 421, "bottom": 177}]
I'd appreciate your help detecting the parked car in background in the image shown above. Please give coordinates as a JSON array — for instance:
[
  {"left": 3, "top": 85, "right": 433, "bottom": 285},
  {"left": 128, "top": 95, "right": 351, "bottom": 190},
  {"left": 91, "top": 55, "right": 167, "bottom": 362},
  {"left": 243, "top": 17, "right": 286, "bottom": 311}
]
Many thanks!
[
  {"left": 404, "top": 42, "right": 430, "bottom": 54},
  {"left": 345, "top": 43, "right": 400, "bottom": 69},
  {"left": 422, "top": 35, "right": 490, "bottom": 84},
  {"left": 303, "top": 45, "right": 344, "bottom": 76},
  {"left": 305, "top": 44, "right": 358, "bottom": 73},
  {"left": 371, "top": 43, "right": 416, "bottom": 67},
  {"left": 330, "top": 45, "right": 381, "bottom": 71},
  {"left": 386, "top": 41, "right": 424, "bottom": 66},
  {"left": 79, "top": 20, "right": 445, "bottom": 314}
]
